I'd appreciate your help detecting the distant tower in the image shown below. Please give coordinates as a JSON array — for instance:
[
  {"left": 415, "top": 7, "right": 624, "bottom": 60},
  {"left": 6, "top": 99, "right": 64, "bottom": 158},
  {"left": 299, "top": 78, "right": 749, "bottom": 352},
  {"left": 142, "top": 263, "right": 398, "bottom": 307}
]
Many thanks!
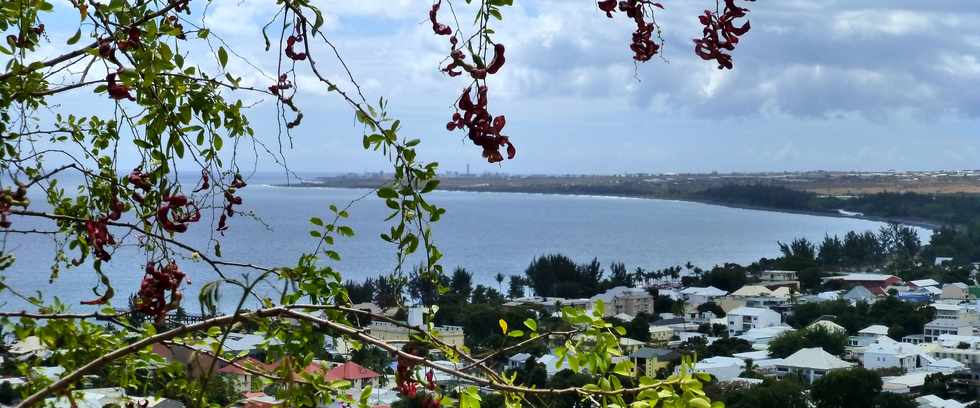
[{"left": 466, "top": 164, "right": 470, "bottom": 176}]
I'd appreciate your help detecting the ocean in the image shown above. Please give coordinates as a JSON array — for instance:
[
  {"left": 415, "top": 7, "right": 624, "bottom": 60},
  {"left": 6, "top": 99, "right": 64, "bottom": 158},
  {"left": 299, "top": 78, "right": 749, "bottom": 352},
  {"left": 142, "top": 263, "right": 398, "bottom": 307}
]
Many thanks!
[{"left": 1, "top": 175, "right": 930, "bottom": 313}]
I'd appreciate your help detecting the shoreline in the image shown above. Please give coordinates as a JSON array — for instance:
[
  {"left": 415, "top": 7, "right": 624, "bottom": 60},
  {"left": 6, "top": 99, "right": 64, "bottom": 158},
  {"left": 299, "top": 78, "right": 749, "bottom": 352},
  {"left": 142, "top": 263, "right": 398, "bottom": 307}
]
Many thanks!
[{"left": 275, "top": 182, "right": 942, "bottom": 231}]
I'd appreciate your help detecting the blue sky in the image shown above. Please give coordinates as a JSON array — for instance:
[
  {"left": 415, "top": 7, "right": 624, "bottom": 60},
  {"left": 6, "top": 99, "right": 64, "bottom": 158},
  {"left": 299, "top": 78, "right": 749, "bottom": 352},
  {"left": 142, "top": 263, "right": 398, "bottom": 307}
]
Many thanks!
[{"left": 28, "top": 0, "right": 980, "bottom": 174}]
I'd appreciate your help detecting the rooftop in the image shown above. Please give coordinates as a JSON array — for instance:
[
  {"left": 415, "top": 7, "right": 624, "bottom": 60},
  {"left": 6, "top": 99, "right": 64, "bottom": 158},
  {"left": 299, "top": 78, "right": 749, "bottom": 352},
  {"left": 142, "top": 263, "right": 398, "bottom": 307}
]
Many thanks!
[{"left": 776, "top": 347, "right": 853, "bottom": 371}]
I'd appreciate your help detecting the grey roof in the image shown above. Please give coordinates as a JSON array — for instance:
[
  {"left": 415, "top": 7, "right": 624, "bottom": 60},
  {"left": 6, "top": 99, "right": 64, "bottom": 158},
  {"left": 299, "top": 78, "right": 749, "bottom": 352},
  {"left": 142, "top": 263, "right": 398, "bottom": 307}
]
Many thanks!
[
  {"left": 629, "top": 348, "right": 678, "bottom": 360},
  {"left": 652, "top": 317, "right": 686, "bottom": 326}
]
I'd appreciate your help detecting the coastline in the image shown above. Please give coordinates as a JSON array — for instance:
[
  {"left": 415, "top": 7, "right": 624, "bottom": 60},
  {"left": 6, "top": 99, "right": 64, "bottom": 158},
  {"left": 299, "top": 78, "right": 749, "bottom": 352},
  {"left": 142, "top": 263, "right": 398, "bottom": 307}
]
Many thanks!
[{"left": 276, "top": 182, "right": 942, "bottom": 231}]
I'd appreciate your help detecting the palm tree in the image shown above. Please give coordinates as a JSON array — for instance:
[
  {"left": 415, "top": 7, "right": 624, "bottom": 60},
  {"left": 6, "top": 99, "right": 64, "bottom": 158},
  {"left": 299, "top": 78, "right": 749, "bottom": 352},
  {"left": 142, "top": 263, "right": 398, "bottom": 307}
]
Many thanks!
[{"left": 495, "top": 272, "right": 505, "bottom": 293}]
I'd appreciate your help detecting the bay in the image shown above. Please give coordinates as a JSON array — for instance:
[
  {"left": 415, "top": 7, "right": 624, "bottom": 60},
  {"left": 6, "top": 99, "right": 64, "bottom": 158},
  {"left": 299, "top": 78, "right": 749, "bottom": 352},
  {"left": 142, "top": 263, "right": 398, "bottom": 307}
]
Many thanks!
[{"left": 1, "top": 175, "right": 930, "bottom": 313}]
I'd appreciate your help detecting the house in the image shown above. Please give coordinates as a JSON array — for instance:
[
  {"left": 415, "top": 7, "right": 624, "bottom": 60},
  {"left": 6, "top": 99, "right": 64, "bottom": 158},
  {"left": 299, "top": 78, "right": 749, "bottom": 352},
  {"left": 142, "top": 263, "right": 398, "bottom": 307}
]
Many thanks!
[
  {"left": 808, "top": 320, "right": 847, "bottom": 335},
  {"left": 736, "top": 325, "right": 795, "bottom": 346},
  {"left": 322, "top": 361, "right": 381, "bottom": 390},
  {"left": 822, "top": 273, "right": 903, "bottom": 290},
  {"left": 42, "top": 388, "right": 182, "bottom": 408},
  {"left": 691, "top": 356, "right": 745, "bottom": 382},
  {"left": 911, "top": 279, "right": 941, "bottom": 289},
  {"left": 619, "top": 337, "right": 645, "bottom": 354},
  {"left": 941, "top": 283, "right": 972, "bottom": 301},
  {"left": 590, "top": 286, "right": 655, "bottom": 317},
  {"left": 537, "top": 354, "right": 573, "bottom": 377},
  {"left": 932, "top": 303, "right": 962, "bottom": 320},
  {"left": 881, "top": 371, "right": 932, "bottom": 394},
  {"left": 760, "top": 270, "right": 798, "bottom": 285},
  {"left": 915, "top": 394, "right": 970, "bottom": 408},
  {"left": 726, "top": 307, "right": 781, "bottom": 336},
  {"left": 842, "top": 285, "right": 879, "bottom": 304},
  {"left": 850, "top": 324, "right": 891, "bottom": 347},
  {"left": 629, "top": 348, "right": 679, "bottom": 377},
  {"left": 217, "top": 357, "right": 278, "bottom": 393},
  {"left": 679, "top": 287, "right": 728, "bottom": 305},
  {"left": 863, "top": 336, "right": 929, "bottom": 371},
  {"left": 774, "top": 347, "right": 854, "bottom": 384},
  {"left": 505, "top": 296, "right": 592, "bottom": 315},
  {"left": 369, "top": 322, "right": 465, "bottom": 348},
  {"left": 924, "top": 319, "right": 974, "bottom": 342},
  {"left": 731, "top": 350, "right": 783, "bottom": 374},
  {"left": 507, "top": 353, "right": 533, "bottom": 369},
  {"left": 649, "top": 325, "right": 673, "bottom": 345},
  {"left": 730, "top": 285, "right": 773, "bottom": 298}
]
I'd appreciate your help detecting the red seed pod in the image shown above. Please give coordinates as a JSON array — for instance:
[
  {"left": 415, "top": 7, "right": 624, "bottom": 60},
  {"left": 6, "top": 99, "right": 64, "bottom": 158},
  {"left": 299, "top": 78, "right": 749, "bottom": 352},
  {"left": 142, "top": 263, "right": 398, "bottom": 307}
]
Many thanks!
[
  {"left": 106, "top": 72, "right": 136, "bottom": 101},
  {"left": 486, "top": 43, "right": 506, "bottom": 74},
  {"left": 429, "top": 1, "right": 452, "bottom": 36}
]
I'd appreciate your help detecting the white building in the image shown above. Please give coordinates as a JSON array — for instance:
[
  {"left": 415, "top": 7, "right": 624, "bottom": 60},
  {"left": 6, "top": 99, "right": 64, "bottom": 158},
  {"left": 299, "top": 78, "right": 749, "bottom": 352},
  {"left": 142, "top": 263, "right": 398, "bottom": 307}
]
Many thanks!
[
  {"left": 774, "top": 347, "right": 854, "bottom": 384},
  {"left": 679, "top": 286, "right": 727, "bottom": 305},
  {"left": 862, "top": 336, "right": 929, "bottom": 371},
  {"left": 726, "top": 307, "right": 781, "bottom": 336},
  {"left": 691, "top": 356, "right": 745, "bottom": 382},
  {"left": 924, "top": 319, "right": 974, "bottom": 342},
  {"left": 850, "top": 324, "right": 891, "bottom": 347}
]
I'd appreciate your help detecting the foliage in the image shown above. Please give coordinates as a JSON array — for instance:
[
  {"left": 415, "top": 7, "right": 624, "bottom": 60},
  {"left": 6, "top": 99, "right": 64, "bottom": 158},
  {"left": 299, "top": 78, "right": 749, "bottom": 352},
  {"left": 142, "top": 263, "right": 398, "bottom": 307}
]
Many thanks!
[
  {"left": 810, "top": 367, "right": 883, "bottom": 408},
  {"left": 873, "top": 392, "right": 917, "bottom": 408},
  {"left": 523, "top": 254, "right": 604, "bottom": 298},
  {"left": 768, "top": 325, "right": 848, "bottom": 358},
  {"left": 786, "top": 298, "right": 935, "bottom": 337},
  {"left": 720, "top": 378, "right": 808, "bottom": 408},
  {"left": 0, "top": 0, "right": 760, "bottom": 406}
]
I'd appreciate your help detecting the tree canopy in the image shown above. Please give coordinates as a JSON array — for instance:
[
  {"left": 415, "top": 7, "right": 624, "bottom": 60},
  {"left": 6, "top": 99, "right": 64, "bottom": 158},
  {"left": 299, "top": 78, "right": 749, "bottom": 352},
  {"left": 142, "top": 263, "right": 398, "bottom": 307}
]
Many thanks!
[{"left": 0, "top": 0, "right": 762, "bottom": 407}]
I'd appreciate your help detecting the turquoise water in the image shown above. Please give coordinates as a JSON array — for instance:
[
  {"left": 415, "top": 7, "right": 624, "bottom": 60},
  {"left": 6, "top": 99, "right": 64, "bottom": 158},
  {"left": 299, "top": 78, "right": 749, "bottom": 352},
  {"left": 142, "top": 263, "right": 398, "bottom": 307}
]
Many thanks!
[{"left": 1, "top": 177, "right": 929, "bottom": 312}]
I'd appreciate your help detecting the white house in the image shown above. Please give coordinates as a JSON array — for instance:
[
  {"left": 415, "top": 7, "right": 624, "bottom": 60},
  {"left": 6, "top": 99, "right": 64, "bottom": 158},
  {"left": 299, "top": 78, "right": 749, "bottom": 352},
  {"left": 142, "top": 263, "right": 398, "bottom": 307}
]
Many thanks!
[
  {"left": 850, "top": 324, "right": 891, "bottom": 347},
  {"left": 680, "top": 286, "right": 727, "bottom": 305},
  {"left": 726, "top": 307, "right": 781, "bottom": 336},
  {"left": 774, "top": 347, "right": 854, "bottom": 384},
  {"left": 691, "top": 356, "right": 745, "bottom": 382},
  {"left": 863, "top": 336, "right": 929, "bottom": 371},
  {"left": 916, "top": 394, "right": 970, "bottom": 408},
  {"left": 737, "top": 325, "right": 795, "bottom": 347}
]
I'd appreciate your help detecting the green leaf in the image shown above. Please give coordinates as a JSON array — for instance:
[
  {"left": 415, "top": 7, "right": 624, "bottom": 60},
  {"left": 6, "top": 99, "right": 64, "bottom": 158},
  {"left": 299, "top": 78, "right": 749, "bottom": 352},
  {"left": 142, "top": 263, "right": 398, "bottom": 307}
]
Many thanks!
[
  {"left": 217, "top": 46, "right": 228, "bottom": 68},
  {"left": 66, "top": 29, "right": 81, "bottom": 45},
  {"left": 377, "top": 187, "right": 398, "bottom": 199},
  {"left": 523, "top": 319, "right": 537, "bottom": 332},
  {"left": 310, "top": 217, "right": 323, "bottom": 226}
]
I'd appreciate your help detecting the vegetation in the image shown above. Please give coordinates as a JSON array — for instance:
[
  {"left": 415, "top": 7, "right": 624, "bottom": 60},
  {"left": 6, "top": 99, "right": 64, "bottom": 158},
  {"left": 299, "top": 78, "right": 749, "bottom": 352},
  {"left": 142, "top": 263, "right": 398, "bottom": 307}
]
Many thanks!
[
  {"left": 719, "top": 379, "right": 809, "bottom": 408},
  {"left": 691, "top": 184, "right": 980, "bottom": 227},
  {"left": 809, "top": 367, "right": 883, "bottom": 408},
  {"left": 786, "top": 297, "right": 935, "bottom": 338},
  {"left": 0, "top": 0, "right": 758, "bottom": 405},
  {"left": 768, "top": 326, "right": 848, "bottom": 358}
]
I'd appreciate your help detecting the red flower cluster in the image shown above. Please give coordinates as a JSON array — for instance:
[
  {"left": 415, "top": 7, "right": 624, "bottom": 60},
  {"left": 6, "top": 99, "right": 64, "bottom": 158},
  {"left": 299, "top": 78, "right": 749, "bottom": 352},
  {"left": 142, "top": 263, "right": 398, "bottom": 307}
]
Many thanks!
[
  {"left": 217, "top": 174, "right": 247, "bottom": 234},
  {"left": 117, "top": 26, "right": 142, "bottom": 51},
  {"left": 597, "top": 0, "right": 664, "bottom": 62},
  {"left": 193, "top": 169, "right": 210, "bottom": 193},
  {"left": 84, "top": 218, "right": 115, "bottom": 262},
  {"left": 156, "top": 194, "right": 200, "bottom": 233},
  {"left": 693, "top": 0, "right": 753, "bottom": 69},
  {"left": 268, "top": 74, "right": 293, "bottom": 96},
  {"left": 395, "top": 358, "right": 441, "bottom": 407},
  {"left": 107, "top": 72, "right": 135, "bottom": 101},
  {"left": 0, "top": 185, "right": 28, "bottom": 229},
  {"left": 285, "top": 20, "right": 308, "bottom": 61},
  {"left": 127, "top": 167, "right": 152, "bottom": 203},
  {"left": 135, "top": 261, "right": 186, "bottom": 321},
  {"left": 431, "top": 1, "right": 515, "bottom": 164},
  {"left": 445, "top": 86, "right": 515, "bottom": 163}
]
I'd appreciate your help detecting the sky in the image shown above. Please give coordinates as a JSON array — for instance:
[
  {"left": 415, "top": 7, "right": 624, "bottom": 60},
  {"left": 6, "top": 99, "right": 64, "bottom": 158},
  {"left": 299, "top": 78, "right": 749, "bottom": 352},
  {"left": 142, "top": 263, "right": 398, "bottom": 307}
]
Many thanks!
[{"left": 27, "top": 0, "right": 980, "bottom": 174}]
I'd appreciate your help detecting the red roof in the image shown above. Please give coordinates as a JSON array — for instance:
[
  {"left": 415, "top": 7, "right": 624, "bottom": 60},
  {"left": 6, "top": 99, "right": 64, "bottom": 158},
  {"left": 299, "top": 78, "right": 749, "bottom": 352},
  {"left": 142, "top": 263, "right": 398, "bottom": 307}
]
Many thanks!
[{"left": 322, "top": 362, "right": 380, "bottom": 381}]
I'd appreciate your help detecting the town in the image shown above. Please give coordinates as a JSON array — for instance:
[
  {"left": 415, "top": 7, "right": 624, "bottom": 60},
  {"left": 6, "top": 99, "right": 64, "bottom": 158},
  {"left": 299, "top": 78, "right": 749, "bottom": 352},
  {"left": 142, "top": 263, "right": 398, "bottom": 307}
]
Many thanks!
[{"left": 6, "top": 245, "right": 980, "bottom": 408}]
